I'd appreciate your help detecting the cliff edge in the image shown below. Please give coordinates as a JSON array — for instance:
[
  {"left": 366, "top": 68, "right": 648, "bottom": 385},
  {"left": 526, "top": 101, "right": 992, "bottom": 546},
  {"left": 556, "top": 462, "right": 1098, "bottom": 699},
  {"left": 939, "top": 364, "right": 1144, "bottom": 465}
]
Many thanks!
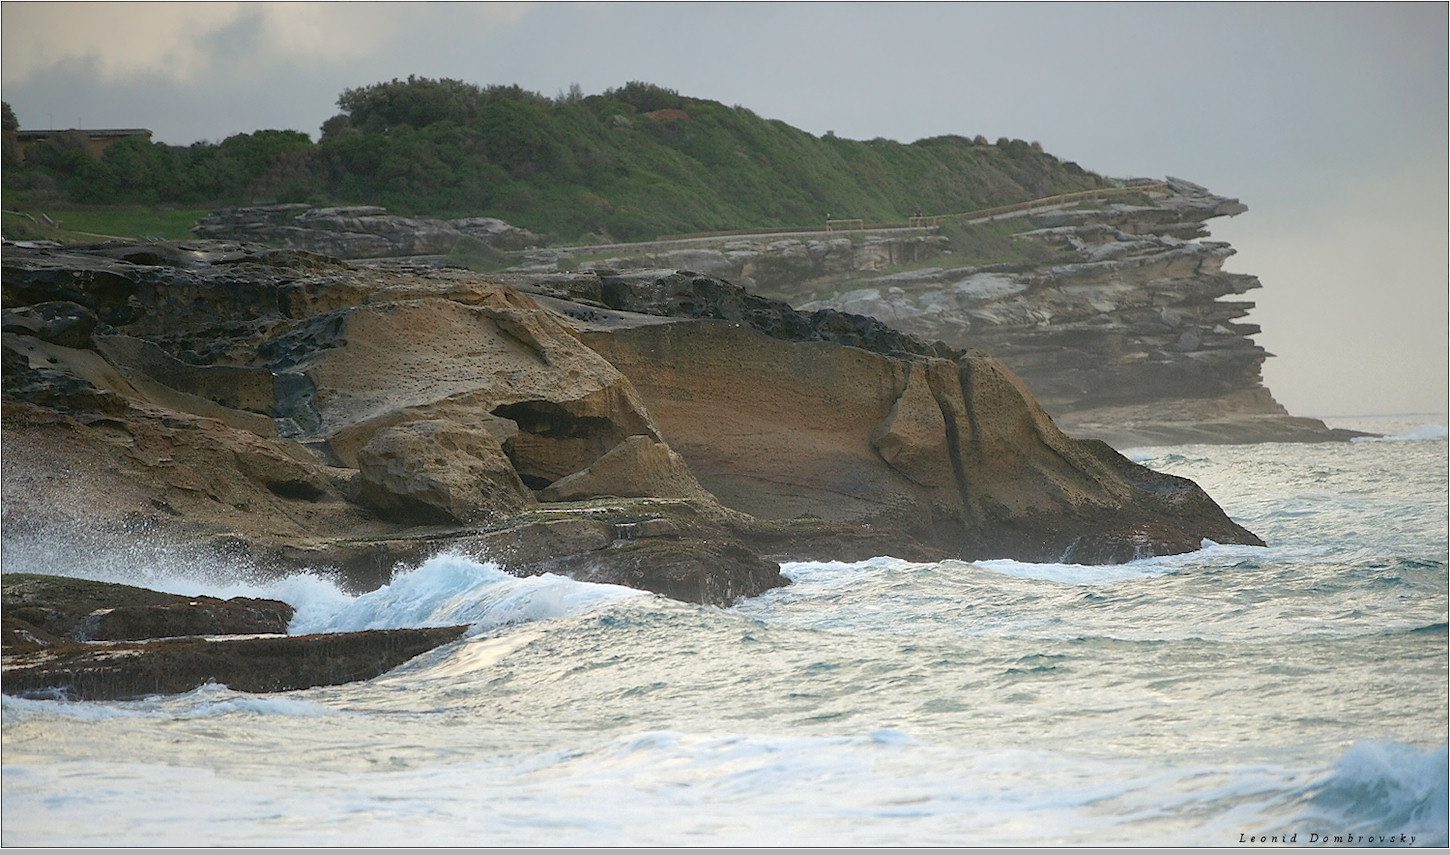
[
  {"left": 3, "top": 241, "right": 1264, "bottom": 612},
  {"left": 510, "top": 178, "right": 1363, "bottom": 447}
]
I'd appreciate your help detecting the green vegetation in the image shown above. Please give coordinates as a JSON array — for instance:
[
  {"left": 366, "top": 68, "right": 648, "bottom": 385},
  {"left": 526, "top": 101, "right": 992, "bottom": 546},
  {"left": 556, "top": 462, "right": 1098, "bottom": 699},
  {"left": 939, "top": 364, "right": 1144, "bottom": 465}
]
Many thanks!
[
  {"left": 938, "top": 218, "right": 1064, "bottom": 266},
  {"left": 442, "top": 234, "right": 512, "bottom": 273},
  {"left": 3, "top": 79, "right": 1108, "bottom": 245},
  {"left": 2, "top": 206, "right": 211, "bottom": 243},
  {"left": 2, "top": 206, "right": 207, "bottom": 243}
]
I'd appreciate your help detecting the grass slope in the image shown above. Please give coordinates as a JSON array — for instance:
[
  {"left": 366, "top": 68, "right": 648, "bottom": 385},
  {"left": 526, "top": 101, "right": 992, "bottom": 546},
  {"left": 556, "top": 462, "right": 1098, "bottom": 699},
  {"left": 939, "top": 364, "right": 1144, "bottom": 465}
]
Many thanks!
[{"left": 3, "top": 79, "right": 1111, "bottom": 245}]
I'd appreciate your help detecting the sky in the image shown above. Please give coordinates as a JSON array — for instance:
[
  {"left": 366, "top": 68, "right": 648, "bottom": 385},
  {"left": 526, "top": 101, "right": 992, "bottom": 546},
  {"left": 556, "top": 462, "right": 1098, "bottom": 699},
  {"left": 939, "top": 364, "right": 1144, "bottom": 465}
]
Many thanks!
[{"left": 2, "top": 1, "right": 1446, "bottom": 419}]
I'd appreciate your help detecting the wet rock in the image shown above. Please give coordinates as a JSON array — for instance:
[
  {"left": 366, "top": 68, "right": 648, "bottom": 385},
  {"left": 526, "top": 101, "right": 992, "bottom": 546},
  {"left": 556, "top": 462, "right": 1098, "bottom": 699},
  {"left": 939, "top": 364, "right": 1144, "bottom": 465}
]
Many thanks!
[
  {"left": 3, "top": 239, "right": 1266, "bottom": 633},
  {"left": 0, "top": 573, "right": 468, "bottom": 701},
  {"left": 2, "top": 625, "right": 469, "bottom": 701},
  {"left": 2, "top": 573, "right": 294, "bottom": 641}
]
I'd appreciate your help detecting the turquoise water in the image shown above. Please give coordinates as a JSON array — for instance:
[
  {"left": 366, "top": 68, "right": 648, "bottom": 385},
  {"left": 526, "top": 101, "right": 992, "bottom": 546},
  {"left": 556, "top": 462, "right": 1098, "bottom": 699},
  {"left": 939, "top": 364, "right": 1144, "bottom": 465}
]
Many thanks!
[{"left": 3, "top": 418, "right": 1446, "bottom": 846}]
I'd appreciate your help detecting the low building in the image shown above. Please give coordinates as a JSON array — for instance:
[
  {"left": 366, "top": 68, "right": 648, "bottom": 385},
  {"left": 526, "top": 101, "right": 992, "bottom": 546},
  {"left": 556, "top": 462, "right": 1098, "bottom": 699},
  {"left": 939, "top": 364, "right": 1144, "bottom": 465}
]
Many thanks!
[{"left": 10, "top": 128, "right": 153, "bottom": 161}]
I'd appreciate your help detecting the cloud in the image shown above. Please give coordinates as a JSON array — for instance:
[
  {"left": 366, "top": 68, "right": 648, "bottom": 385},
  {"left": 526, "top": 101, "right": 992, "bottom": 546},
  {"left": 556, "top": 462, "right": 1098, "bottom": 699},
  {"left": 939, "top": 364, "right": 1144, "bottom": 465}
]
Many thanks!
[
  {"left": 1, "top": 2, "right": 532, "bottom": 85},
  {"left": 5, "top": 2, "right": 247, "bottom": 83}
]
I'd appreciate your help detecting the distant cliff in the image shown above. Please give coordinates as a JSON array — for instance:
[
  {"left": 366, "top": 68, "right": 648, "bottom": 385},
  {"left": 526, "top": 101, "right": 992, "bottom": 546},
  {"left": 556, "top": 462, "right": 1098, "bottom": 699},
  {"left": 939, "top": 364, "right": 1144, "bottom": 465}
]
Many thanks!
[{"left": 510, "top": 178, "right": 1362, "bottom": 447}]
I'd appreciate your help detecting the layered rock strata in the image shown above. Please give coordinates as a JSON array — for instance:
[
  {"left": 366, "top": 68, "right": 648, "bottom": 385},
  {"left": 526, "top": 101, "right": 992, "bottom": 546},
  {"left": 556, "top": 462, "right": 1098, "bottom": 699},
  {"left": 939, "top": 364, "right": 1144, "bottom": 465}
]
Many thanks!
[
  {"left": 513, "top": 268, "right": 1264, "bottom": 562},
  {"left": 511, "top": 179, "right": 1358, "bottom": 446},
  {"left": 788, "top": 179, "right": 1361, "bottom": 445},
  {"left": 192, "top": 204, "right": 542, "bottom": 259},
  {"left": 3, "top": 241, "right": 1264, "bottom": 612}
]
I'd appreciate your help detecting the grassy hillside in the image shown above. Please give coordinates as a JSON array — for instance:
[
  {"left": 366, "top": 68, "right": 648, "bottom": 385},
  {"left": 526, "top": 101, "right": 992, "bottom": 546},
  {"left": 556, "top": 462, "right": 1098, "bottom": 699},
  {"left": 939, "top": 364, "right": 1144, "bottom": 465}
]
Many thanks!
[
  {"left": 3, "top": 79, "right": 1109, "bottom": 244},
  {"left": 2, "top": 207, "right": 210, "bottom": 244}
]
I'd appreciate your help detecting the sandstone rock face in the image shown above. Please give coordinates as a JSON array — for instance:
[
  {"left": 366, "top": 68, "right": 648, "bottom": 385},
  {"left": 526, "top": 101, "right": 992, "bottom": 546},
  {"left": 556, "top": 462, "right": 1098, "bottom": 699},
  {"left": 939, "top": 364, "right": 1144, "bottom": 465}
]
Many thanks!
[
  {"left": 787, "top": 178, "right": 1358, "bottom": 445},
  {"left": 514, "top": 178, "right": 1359, "bottom": 446},
  {"left": 539, "top": 435, "right": 715, "bottom": 503},
  {"left": 522, "top": 267, "right": 1265, "bottom": 561},
  {"left": 1, "top": 241, "right": 762, "bottom": 603},
  {"left": 191, "top": 204, "right": 542, "bottom": 259},
  {"left": 520, "top": 232, "right": 948, "bottom": 292},
  {"left": 4, "top": 240, "right": 1262, "bottom": 626},
  {"left": 352, "top": 419, "right": 533, "bottom": 524}
]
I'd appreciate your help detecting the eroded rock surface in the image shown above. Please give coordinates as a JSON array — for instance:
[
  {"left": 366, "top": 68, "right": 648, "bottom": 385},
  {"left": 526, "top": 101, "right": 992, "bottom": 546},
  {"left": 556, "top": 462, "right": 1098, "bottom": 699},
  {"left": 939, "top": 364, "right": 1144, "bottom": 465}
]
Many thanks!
[
  {"left": 513, "top": 178, "right": 1362, "bottom": 446},
  {"left": 541, "top": 269, "right": 1264, "bottom": 562},
  {"left": 3, "top": 239, "right": 1262, "bottom": 613},
  {"left": 192, "top": 205, "right": 542, "bottom": 259}
]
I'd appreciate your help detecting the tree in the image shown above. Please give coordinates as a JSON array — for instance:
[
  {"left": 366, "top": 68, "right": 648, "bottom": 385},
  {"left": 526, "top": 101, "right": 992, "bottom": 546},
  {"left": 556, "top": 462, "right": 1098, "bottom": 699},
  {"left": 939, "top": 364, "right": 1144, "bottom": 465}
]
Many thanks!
[
  {"left": 2, "top": 101, "right": 19, "bottom": 165},
  {"left": 336, "top": 76, "right": 548, "bottom": 131}
]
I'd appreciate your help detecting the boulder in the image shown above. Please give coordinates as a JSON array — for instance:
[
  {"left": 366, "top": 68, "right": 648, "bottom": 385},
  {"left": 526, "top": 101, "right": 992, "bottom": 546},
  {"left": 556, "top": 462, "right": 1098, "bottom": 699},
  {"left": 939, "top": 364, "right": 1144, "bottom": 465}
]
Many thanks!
[
  {"left": 539, "top": 435, "right": 714, "bottom": 502},
  {"left": 353, "top": 419, "right": 533, "bottom": 524}
]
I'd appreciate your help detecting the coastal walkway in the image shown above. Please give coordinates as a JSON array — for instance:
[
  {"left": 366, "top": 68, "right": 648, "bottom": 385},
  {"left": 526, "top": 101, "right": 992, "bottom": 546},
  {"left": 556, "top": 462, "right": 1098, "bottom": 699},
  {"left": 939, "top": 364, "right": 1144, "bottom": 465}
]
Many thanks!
[
  {"left": 363, "top": 181, "right": 1173, "bottom": 267},
  {"left": 601, "top": 181, "right": 1171, "bottom": 253}
]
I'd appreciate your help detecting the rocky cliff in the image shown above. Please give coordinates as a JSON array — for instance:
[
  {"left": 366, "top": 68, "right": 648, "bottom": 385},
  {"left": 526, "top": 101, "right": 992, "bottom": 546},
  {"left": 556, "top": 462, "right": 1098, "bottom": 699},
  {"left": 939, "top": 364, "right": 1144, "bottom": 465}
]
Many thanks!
[
  {"left": 192, "top": 204, "right": 543, "bottom": 259},
  {"left": 3, "top": 239, "right": 1273, "bottom": 695},
  {"left": 510, "top": 178, "right": 1362, "bottom": 447},
  {"left": 3, "top": 240, "right": 1264, "bottom": 610}
]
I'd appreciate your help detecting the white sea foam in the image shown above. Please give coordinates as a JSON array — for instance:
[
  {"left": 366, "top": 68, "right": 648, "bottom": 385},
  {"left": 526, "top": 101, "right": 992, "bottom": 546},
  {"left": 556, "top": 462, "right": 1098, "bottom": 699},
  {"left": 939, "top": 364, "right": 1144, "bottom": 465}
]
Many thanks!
[
  {"left": 3, "top": 426, "right": 1444, "bottom": 847},
  {"left": 970, "top": 556, "right": 1178, "bottom": 585},
  {"left": 0, "top": 541, "right": 652, "bottom": 639},
  {"left": 967, "top": 540, "right": 1266, "bottom": 585},
  {"left": 1, "top": 681, "right": 340, "bottom": 721},
  {"left": 1351, "top": 423, "right": 1449, "bottom": 442},
  {"left": 285, "top": 551, "right": 648, "bottom": 636},
  {"left": 1297, "top": 741, "right": 1449, "bottom": 845}
]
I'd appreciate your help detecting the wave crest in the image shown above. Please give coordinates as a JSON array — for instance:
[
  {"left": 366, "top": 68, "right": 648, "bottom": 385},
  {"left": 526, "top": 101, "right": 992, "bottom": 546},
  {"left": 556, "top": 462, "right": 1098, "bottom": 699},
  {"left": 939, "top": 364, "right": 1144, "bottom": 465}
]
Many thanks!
[
  {"left": 285, "top": 552, "right": 648, "bottom": 636},
  {"left": 1299, "top": 741, "right": 1448, "bottom": 845}
]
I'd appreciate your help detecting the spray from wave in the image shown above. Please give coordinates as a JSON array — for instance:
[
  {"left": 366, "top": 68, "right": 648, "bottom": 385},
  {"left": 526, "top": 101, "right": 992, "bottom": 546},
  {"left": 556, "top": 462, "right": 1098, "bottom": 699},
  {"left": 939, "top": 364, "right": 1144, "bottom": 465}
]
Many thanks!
[
  {"left": 283, "top": 552, "right": 648, "bottom": 636},
  {"left": 0, "top": 530, "right": 650, "bottom": 640},
  {"left": 1294, "top": 741, "right": 1449, "bottom": 846},
  {"left": 1352, "top": 424, "right": 1449, "bottom": 443}
]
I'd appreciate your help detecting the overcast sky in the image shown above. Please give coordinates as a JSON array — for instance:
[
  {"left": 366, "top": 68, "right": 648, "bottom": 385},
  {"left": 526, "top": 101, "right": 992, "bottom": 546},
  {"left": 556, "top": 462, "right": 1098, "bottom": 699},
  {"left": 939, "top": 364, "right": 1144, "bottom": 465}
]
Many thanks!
[{"left": 3, "top": 1, "right": 1446, "bottom": 419}]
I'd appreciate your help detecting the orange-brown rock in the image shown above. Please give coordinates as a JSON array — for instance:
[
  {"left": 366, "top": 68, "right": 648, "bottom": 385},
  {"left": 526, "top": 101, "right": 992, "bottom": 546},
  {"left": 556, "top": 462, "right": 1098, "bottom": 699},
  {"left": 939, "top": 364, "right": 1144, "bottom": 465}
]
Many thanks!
[
  {"left": 539, "top": 435, "right": 714, "bottom": 503},
  {"left": 3, "top": 241, "right": 1262, "bottom": 610}
]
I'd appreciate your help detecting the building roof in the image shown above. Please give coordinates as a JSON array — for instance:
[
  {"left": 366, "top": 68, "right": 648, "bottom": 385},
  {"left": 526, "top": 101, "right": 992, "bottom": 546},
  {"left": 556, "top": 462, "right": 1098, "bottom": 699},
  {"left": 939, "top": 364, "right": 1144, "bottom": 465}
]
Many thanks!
[{"left": 13, "top": 128, "right": 153, "bottom": 140}]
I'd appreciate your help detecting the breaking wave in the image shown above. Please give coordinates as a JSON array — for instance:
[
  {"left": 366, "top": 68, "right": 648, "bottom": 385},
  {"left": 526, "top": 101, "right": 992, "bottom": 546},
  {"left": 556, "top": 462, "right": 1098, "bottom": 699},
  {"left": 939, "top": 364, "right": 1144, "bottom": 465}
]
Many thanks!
[
  {"left": 282, "top": 552, "right": 649, "bottom": 636},
  {"left": 1352, "top": 424, "right": 1449, "bottom": 443},
  {"left": 1295, "top": 741, "right": 1449, "bottom": 846}
]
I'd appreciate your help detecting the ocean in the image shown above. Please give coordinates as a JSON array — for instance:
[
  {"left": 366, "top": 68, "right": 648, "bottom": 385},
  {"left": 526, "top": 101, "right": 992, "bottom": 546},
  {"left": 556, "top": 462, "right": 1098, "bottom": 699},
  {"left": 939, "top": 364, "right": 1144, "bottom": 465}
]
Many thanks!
[{"left": 3, "top": 416, "right": 1446, "bottom": 847}]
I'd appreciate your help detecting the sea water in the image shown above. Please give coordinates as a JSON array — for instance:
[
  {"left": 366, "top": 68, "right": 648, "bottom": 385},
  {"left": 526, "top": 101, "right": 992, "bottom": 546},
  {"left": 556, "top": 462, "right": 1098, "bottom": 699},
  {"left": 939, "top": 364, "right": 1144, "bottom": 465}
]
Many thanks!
[{"left": 3, "top": 416, "right": 1446, "bottom": 846}]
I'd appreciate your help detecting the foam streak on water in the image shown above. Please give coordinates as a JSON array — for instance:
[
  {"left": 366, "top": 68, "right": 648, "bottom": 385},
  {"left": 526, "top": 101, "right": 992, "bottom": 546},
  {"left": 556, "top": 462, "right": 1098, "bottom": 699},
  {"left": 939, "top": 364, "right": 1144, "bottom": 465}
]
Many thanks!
[{"left": 2, "top": 419, "right": 1446, "bottom": 846}]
